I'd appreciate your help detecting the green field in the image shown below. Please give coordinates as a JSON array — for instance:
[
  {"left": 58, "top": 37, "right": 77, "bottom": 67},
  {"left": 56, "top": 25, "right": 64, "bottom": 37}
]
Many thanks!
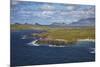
[
  {"left": 11, "top": 24, "right": 95, "bottom": 44},
  {"left": 11, "top": 24, "right": 51, "bottom": 30},
  {"left": 38, "top": 27, "right": 95, "bottom": 42}
]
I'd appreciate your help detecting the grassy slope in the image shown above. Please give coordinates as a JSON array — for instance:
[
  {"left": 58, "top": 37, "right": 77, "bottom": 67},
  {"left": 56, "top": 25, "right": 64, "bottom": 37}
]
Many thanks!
[
  {"left": 39, "top": 28, "right": 95, "bottom": 42},
  {"left": 11, "top": 24, "right": 95, "bottom": 42},
  {"left": 11, "top": 24, "right": 34, "bottom": 30},
  {"left": 11, "top": 24, "right": 51, "bottom": 30}
]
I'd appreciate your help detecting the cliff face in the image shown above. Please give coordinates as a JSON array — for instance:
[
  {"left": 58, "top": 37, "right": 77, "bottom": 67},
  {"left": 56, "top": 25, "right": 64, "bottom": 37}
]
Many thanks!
[{"left": 36, "top": 38, "right": 75, "bottom": 46}]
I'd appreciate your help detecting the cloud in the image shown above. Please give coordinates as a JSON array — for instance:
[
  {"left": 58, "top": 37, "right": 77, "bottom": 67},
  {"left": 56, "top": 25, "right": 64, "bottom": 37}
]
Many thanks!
[
  {"left": 40, "top": 4, "right": 55, "bottom": 10},
  {"left": 65, "top": 6, "right": 75, "bottom": 10},
  {"left": 11, "top": 1, "right": 95, "bottom": 24},
  {"left": 11, "top": 0, "right": 19, "bottom": 5},
  {"left": 40, "top": 11, "right": 54, "bottom": 18}
]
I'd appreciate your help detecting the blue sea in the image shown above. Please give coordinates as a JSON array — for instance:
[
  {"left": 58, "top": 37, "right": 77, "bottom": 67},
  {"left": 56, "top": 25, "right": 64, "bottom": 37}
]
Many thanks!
[{"left": 11, "top": 30, "right": 95, "bottom": 66}]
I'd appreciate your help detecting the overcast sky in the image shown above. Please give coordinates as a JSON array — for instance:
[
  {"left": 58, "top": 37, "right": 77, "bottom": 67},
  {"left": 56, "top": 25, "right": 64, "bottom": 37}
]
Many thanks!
[{"left": 11, "top": 0, "right": 95, "bottom": 25}]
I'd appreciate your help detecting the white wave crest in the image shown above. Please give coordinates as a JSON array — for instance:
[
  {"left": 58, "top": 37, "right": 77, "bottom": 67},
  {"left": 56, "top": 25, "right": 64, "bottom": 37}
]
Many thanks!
[
  {"left": 77, "top": 39, "right": 95, "bottom": 42},
  {"left": 27, "top": 40, "right": 39, "bottom": 46}
]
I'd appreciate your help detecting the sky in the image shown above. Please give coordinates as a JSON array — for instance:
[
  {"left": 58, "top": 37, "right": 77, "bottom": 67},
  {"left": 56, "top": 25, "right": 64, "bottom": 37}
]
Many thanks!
[{"left": 11, "top": 0, "right": 95, "bottom": 25}]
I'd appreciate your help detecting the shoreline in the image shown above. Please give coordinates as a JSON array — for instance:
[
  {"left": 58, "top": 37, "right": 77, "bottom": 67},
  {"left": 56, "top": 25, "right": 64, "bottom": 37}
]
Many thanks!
[
  {"left": 77, "top": 39, "right": 95, "bottom": 42},
  {"left": 28, "top": 38, "right": 95, "bottom": 47}
]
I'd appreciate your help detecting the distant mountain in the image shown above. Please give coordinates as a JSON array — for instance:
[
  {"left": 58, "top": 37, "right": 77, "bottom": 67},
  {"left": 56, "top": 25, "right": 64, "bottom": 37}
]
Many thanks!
[
  {"left": 69, "top": 18, "right": 95, "bottom": 26},
  {"left": 35, "top": 23, "right": 41, "bottom": 26},
  {"left": 50, "top": 22, "right": 67, "bottom": 26},
  {"left": 49, "top": 18, "right": 95, "bottom": 27}
]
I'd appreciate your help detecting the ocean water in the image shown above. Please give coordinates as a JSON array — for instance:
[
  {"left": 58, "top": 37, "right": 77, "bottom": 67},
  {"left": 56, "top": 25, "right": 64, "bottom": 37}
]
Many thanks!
[{"left": 11, "top": 30, "right": 95, "bottom": 66}]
